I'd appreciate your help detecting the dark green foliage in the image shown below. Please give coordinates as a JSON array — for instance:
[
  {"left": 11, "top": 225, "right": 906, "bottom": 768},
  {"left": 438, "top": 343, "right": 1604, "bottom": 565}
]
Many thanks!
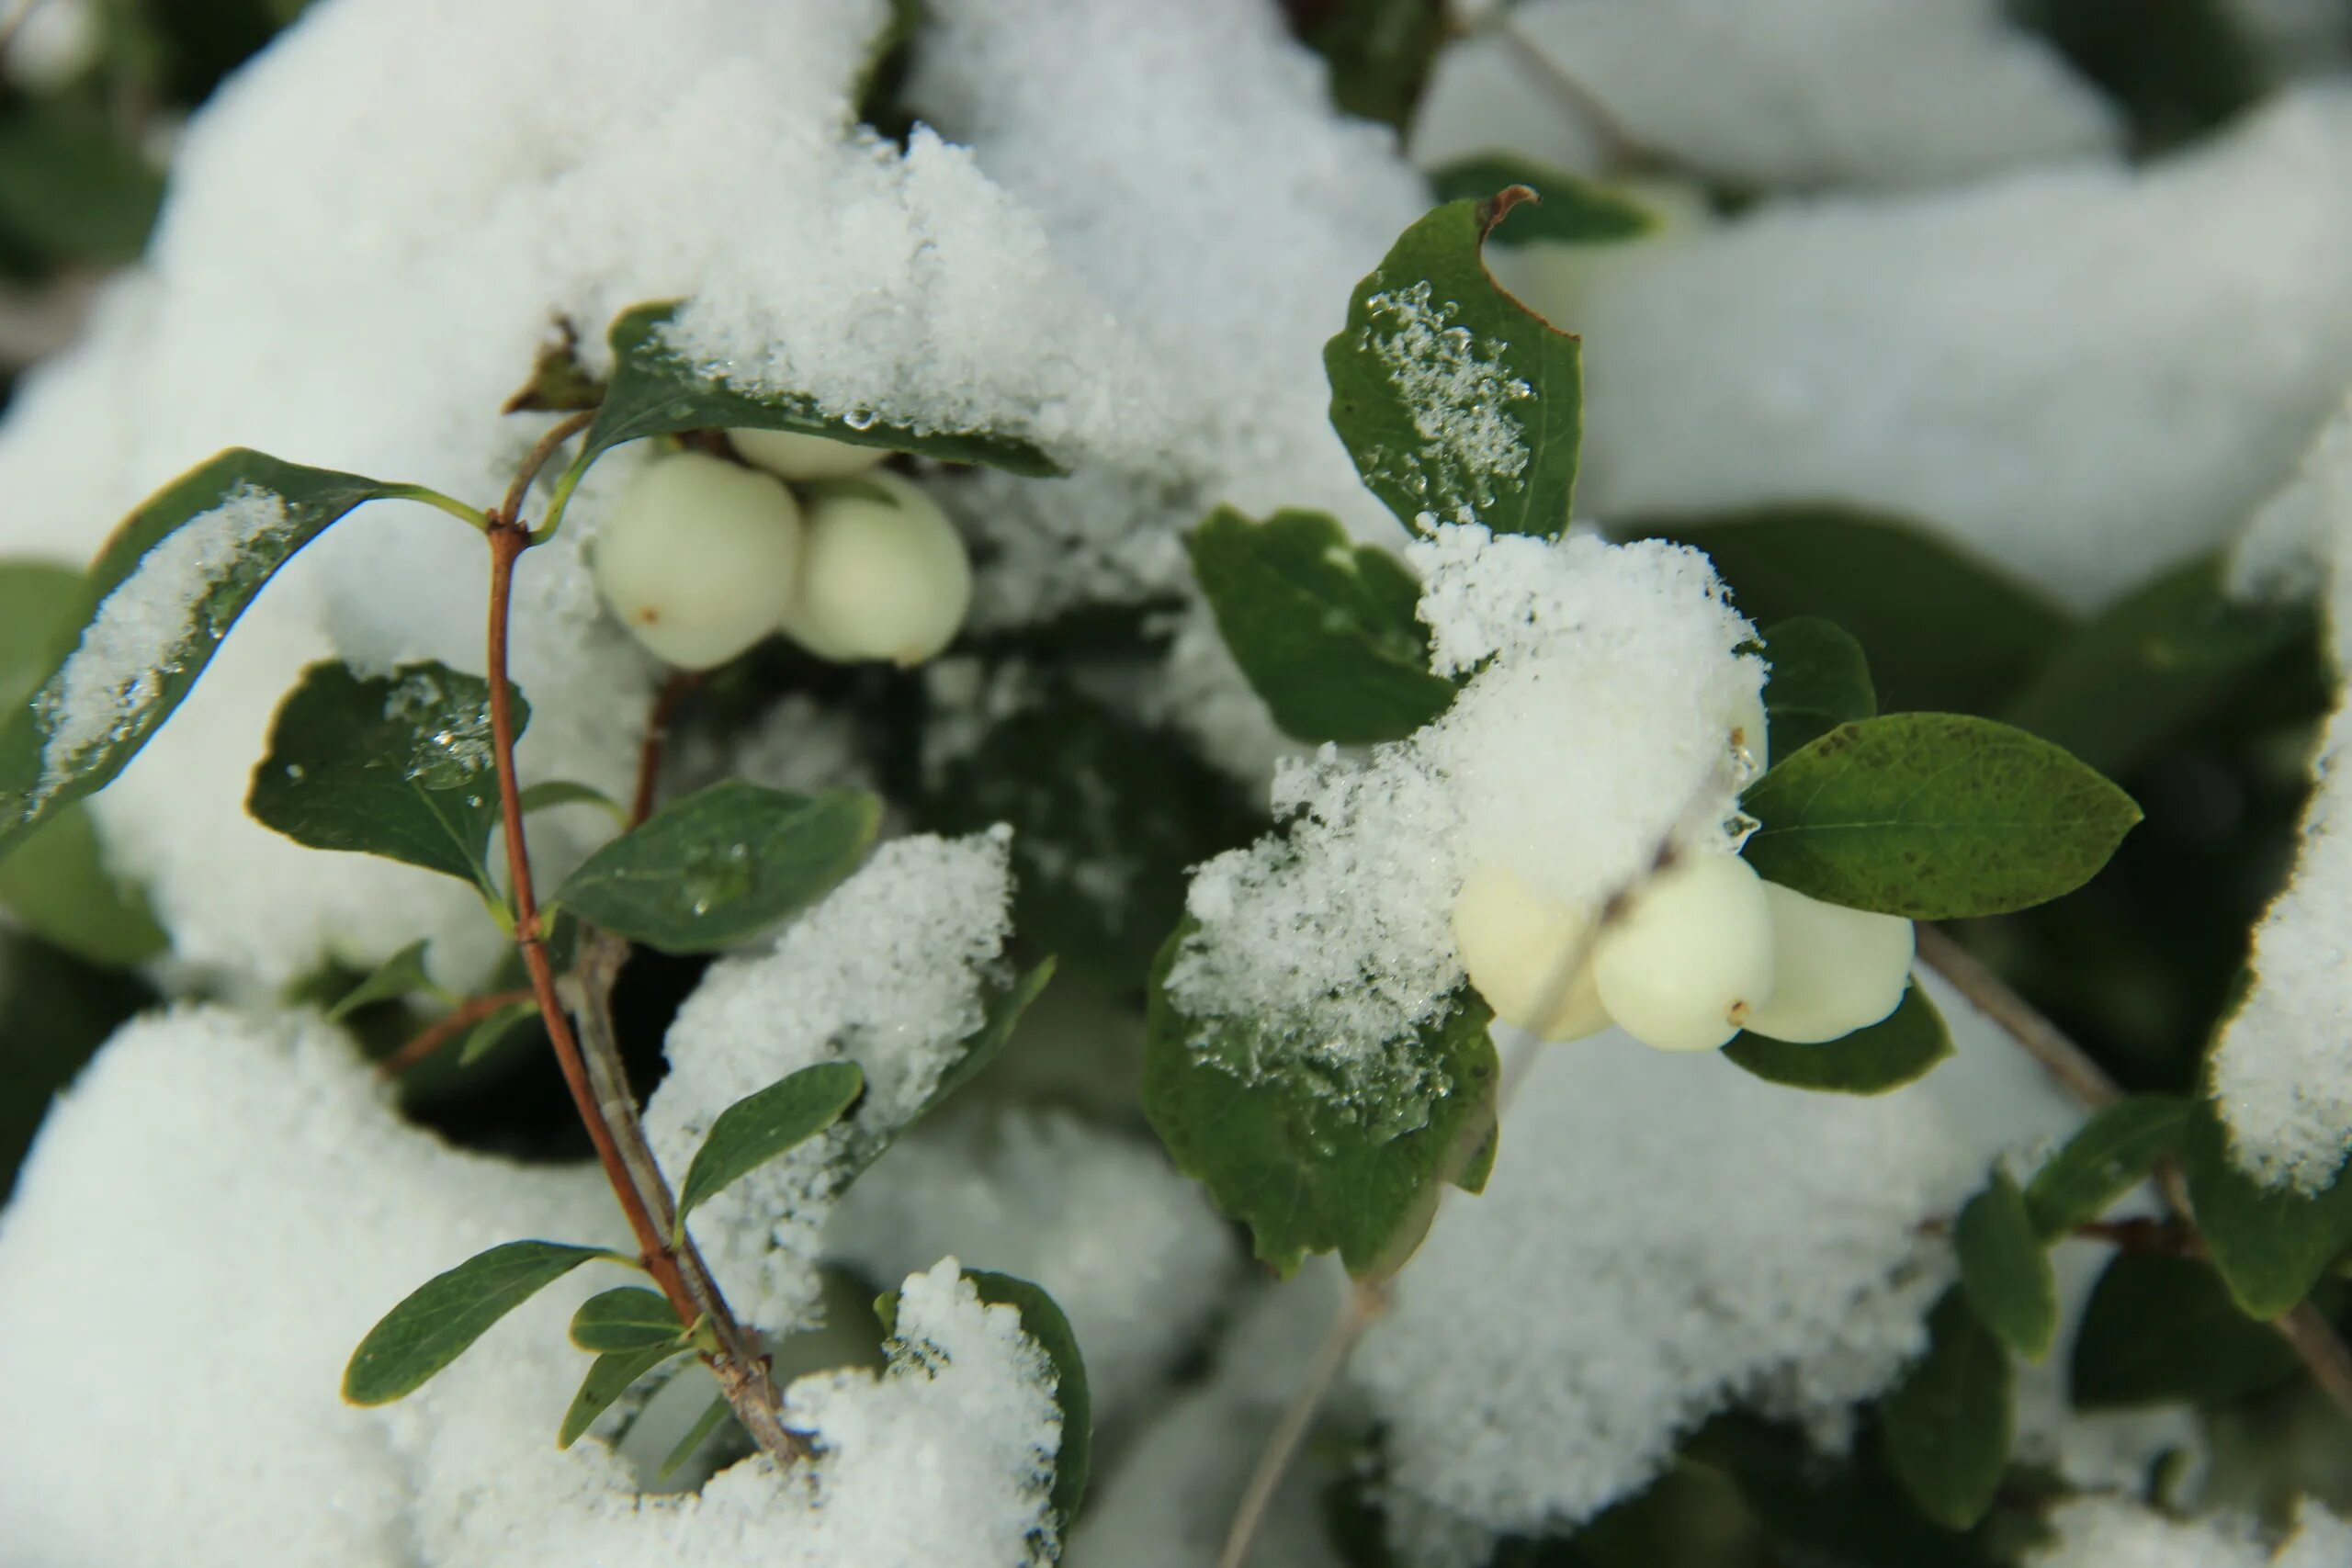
[
  {"left": 1723, "top": 983, "right": 1951, "bottom": 1094},
  {"left": 1756, "top": 616, "right": 1876, "bottom": 759},
  {"left": 344, "top": 1240, "right": 620, "bottom": 1405},
  {"left": 1955, "top": 1170, "right": 2059, "bottom": 1362},
  {"left": 1878, "top": 1290, "right": 2013, "bottom": 1530}
]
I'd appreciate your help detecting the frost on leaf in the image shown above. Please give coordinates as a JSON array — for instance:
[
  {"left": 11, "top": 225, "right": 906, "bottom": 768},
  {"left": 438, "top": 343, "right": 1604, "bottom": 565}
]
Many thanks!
[{"left": 1355, "top": 280, "right": 1533, "bottom": 523}]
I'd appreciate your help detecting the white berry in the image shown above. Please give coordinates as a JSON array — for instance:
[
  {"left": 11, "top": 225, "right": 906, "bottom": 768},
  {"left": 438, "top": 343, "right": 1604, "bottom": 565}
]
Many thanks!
[
  {"left": 780, "top": 472, "right": 973, "bottom": 667},
  {"left": 1740, "top": 883, "right": 1915, "bottom": 1043},
  {"left": 1591, "top": 851, "right": 1776, "bottom": 1052},
  {"left": 1451, "top": 862, "right": 1611, "bottom": 1042},
  {"left": 729, "top": 426, "right": 888, "bottom": 480},
  {"left": 591, "top": 452, "right": 804, "bottom": 671}
]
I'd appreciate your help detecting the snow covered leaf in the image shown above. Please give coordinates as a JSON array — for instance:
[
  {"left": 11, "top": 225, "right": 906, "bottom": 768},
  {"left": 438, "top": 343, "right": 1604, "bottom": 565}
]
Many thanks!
[
  {"left": 1292, "top": 0, "right": 1447, "bottom": 130},
  {"left": 1326, "top": 191, "right": 1582, "bottom": 540},
  {"left": 2024, "top": 1094, "right": 2188, "bottom": 1239},
  {"left": 1427, "top": 155, "right": 1656, "bottom": 248},
  {"left": 582, "top": 301, "right": 1064, "bottom": 477},
  {"left": 1187, "top": 504, "right": 1455, "bottom": 744},
  {"left": 1741, "top": 715, "right": 2142, "bottom": 919},
  {"left": 2180, "top": 1090, "right": 2352, "bottom": 1320},
  {"left": 458, "top": 998, "right": 540, "bottom": 1067},
  {"left": 675, "top": 1060, "right": 865, "bottom": 1232},
  {"left": 1758, "top": 616, "right": 1876, "bottom": 759},
  {"left": 837, "top": 960, "right": 1057, "bottom": 1183},
  {"left": 1144, "top": 920, "right": 1499, "bottom": 1276},
  {"left": 1625, "top": 505, "right": 2074, "bottom": 715},
  {"left": 966, "top": 1269, "right": 1092, "bottom": 1540},
  {"left": 248, "top": 660, "right": 519, "bottom": 899},
  {"left": 0, "top": 450, "right": 421, "bottom": 861},
  {"left": 1954, "top": 1169, "right": 2059, "bottom": 1363},
  {"left": 1878, "top": 1289, "right": 2012, "bottom": 1532},
  {"left": 569, "top": 1286, "right": 685, "bottom": 1353},
  {"left": 327, "top": 938, "right": 437, "bottom": 1021},
  {"left": 343, "top": 1239, "right": 621, "bottom": 1406},
  {"left": 551, "top": 781, "right": 879, "bottom": 953},
  {"left": 558, "top": 1341, "right": 695, "bottom": 1449},
  {"left": 2071, "top": 1253, "right": 2321, "bottom": 1409},
  {"left": 1723, "top": 982, "right": 1951, "bottom": 1094}
]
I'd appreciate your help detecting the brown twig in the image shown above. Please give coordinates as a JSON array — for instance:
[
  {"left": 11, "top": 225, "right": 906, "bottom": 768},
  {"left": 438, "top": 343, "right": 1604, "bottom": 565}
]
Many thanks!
[
  {"left": 631, "top": 671, "right": 702, "bottom": 828},
  {"left": 1486, "top": 12, "right": 1670, "bottom": 177},
  {"left": 377, "top": 987, "right": 534, "bottom": 1078},
  {"left": 498, "top": 409, "right": 595, "bottom": 529},
  {"left": 1216, "top": 1282, "right": 1390, "bottom": 1568}
]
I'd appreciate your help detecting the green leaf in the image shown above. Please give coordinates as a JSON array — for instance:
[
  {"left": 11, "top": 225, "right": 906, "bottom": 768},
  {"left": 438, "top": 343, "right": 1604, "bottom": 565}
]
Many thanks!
[
  {"left": 1426, "top": 154, "right": 1655, "bottom": 247},
  {"left": 328, "top": 939, "right": 437, "bottom": 1021},
  {"left": 1740, "top": 714, "right": 2143, "bottom": 919},
  {"left": 2178, "top": 1090, "right": 2352, "bottom": 1321},
  {"left": 0, "top": 100, "right": 164, "bottom": 266},
  {"left": 2001, "top": 554, "right": 2316, "bottom": 778},
  {"left": 344, "top": 1240, "right": 617, "bottom": 1405},
  {"left": 570, "top": 1286, "right": 685, "bottom": 1352},
  {"left": 552, "top": 782, "right": 879, "bottom": 953},
  {"left": 1723, "top": 982, "right": 1951, "bottom": 1094},
  {"left": 1879, "top": 1289, "right": 2013, "bottom": 1531},
  {"left": 0, "top": 450, "right": 418, "bottom": 862},
  {"left": 2009, "top": 0, "right": 2267, "bottom": 153},
  {"left": 501, "top": 322, "right": 606, "bottom": 414},
  {"left": 2071, "top": 1252, "right": 2318, "bottom": 1409},
  {"left": 458, "top": 998, "right": 542, "bottom": 1066},
  {"left": 1186, "top": 505, "right": 1454, "bottom": 744},
  {"left": 559, "top": 1340, "right": 695, "bottom": 1449},
  {"left": 1292, "top": 0, "right": 1448, "bottom": 130},
  {"left": 1144, "top": 920, "right": 1500, "bottom": 1276},
  {"left": 581, "top": 301, "right": 1062, "bottom": 476},
  {"left": 1758, "top": 617, "right": 1876, "bottom": 759},
  {"left": 247, "top": 660, "right": 520, "bottom": 896},
  {"left": 967, "top": 1269, "right": 1092, "bottom": 1540},
  {"left": 675, "top": 1060, "right": 865, "bottom": 1228},
  {"left": 518, "top": 779, "right": 621, "bottom": 820},
  {"left": 1690, "top": 1415, "right": 1997, "bottom": 1568},
  {"left": 1618, "top": 504, "right": 2074, "bottom": 714},
  {"left": 2023, "top": 1095, "right": 2189, "bottom": 1239},
  {"left": 837, "top": 962, "right": 1057, "bottom": 1185},
  {"left": 657, "top": 1395, "right": 736, "bottom": 1482},
  {"left": 1954, "top": 1170, "right": 2059, "bottom": 1363},
  {"left": 1325, "top": 192, "right": 1582, "bottom": 542}
]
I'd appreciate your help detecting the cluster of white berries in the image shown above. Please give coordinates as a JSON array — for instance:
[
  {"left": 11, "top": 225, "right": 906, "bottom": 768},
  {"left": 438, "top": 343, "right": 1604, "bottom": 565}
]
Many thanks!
[
  {"left": 1452, "top": 696, "right": 1914, "bottom": 1053},
  {"left": 590, "top": 429, "right": 974, "bottom": 672}
]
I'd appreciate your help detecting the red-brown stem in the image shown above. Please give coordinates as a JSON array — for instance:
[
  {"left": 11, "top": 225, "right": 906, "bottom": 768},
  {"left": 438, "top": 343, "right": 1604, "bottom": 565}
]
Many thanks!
[
  {"left": 377, "top": 987, "right": 534, "bottom": 1078},
  {"left": 631, "top": 671, "right": 701, "bottom": 829},
  {"left": 501, "top": 409, "right": 595, "bottom": 528}
]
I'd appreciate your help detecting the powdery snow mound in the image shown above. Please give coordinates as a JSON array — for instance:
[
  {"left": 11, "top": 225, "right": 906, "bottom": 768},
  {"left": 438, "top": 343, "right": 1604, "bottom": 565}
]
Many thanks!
[
  {"left": 1566, "top": 88, "right": 2352, "bottom": 612},
  {"left": 1414, "top": 0, "right": 2118, "bottom": 189},
  {"left": 0, "top": 1007, "right": 1070, "bottom": 1566},
  {"left": 2214, "top": 398, "right": 2352, "bottom": 1190},
  {"left": 2030, "top": 1496, "right": 2352, "bottom": 1568}
]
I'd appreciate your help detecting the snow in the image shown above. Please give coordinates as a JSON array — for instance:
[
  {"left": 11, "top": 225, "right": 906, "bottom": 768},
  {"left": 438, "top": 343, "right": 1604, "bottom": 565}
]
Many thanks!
[
  {"left": 642, "top": 829, "right": 1016, "bottom": 1333},
  {"left": 2030, "top": 1497, "right": 2352, "bottom": 1568},
  {"left": 1564, "top": 88, "right": 2352, "bottom": 612},
  {"left": 1412, "top": 0, "right": 2120, "bottom": 190},
  {"left": 2213, "top": 398, "right": 2352, "bottom": 1189}
]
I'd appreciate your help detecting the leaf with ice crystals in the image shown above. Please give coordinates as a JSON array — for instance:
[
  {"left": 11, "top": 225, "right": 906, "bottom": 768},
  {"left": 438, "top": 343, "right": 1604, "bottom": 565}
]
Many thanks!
[
  {"left": 1187, "top": 504, "right": 1456, "bottom": 744},
  {"left": 1325, "top": 191, "right": 1581, "bottom": 541},
  {"left": 1143, "top": 919, "right": 1499, "bottom": 1277},
  {"left": 550, "top": 780, "right": 879, "bottom": 953},
  {"left": 247, "top": 660, "right": 521, "bottom": 898},
  {"left": 577, "top": 301, "right": 1065, "bottom": 476},
  {"left": 0, "top": 449, "right": 419, "bottom": 862}
]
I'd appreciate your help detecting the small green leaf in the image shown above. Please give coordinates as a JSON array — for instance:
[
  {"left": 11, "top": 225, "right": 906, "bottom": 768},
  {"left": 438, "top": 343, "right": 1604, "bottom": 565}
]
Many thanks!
[
  {"left": 1722, "top": 983, "right": 1951, "bottom": 1095},
  {"left": 570, "top": 1286, "right": 685, "bottom": 1352},
  {"left": 1326, "top": 192, "right": 1582, "bottom": 541},
  {"left": 2071, "top": 1252, "right": 2319, "bottom": 1409},
  {"left": 1879, "top": 1289, "right": 2013, "bottom": 1531},
  {"left": 1954, "top": 1170, "right": 2060, "bottom": 1363},
  {"left": 1619, "top": 504, "right": 2074, "bottom": 715},
  {"left": 518, "top": 779, "right": 622, "bottom": 820},
  {"left": 1740, "top": 714, "right": 2143, "bottom": 919},
  {"left": 1293, "top": 0, "right": 1448, "bottom": 129},
  {"left": 247, "top": 660, "right": 520, "bottom": 896},
  {"left": 657, "top": 1395, "right": 737, "bottom": 1482},
  {"left": 559, "top": 1341, "right": 694, "bottom": 1449},
  {"left": 458, "top": 998, "right": 541, "bottom": 1066},
  {"left": 835, "top": 961, "right": 1057, "bottom": 1189},
  {"left": 1426, "top": 154, "right": 1655, "bottom": 247},
  {"left": 502, "top": 322, "right": 606, "bottom": 414},
  {"left": 1, "top": 450, "right": 419, "bottom": 861},
  {"left": 676, "top": 1061, "right": 865, "bottom": 1229},
  {"left": 0, "top": 100, "right": 164, "bottom": 265},
  {"left": 552, "top": 782, "right": 879, "bottom": 953},
  {"left": 581, "top": 301, "right": 1062, "bottom": 476},
  {"left": 2023, "top": 1095, "right": 2188, "bottom": 1239},
  {"left": 328, "top": 939, "right": 437, "bottom": 1021},
  {"left": 1758, "top": 617, "right": 1876, "bottom": 759},
  {"left": 2178, "top": 1090, "right": 2352, "bottom": 1321},
  {"left": 1186, "top": 505, "right": 1454, "bottom": 744},
  {"left": 344, "top": 1240, "right": 617, "bottom": 1405},
  {"left": 1144, "top": 920, "right": 1499, "bottom": 1276},
  {"left": 967, "top": 1269, "right": 1092, "bottom": 1539}
]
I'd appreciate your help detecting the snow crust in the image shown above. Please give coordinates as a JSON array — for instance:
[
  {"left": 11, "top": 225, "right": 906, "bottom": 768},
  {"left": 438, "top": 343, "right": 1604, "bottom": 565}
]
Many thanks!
[{"left": 2030, "top": 1497, "right": 2352, "bottom": 1568}]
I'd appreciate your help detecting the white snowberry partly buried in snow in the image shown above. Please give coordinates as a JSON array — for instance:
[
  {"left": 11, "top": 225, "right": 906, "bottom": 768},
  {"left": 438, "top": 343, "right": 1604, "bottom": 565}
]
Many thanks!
[
  {"left": 1452, "top": 862, "right": 1611, "bottom": 1042},
  {"left": 1741, "top": 882, "right": 1916, "bottom": 1043},
  {"left": 591, "top": 451, "right": 803, "bottom": 671},
  {"left": 1591, "top": 850, "right": 1776, "bottom": 1052},
  {"left": 729, "top": 425, "right": 889, "bottom": 480},
  {"left": 780, "top": 471, "right": 974, "bottom": 668}
]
